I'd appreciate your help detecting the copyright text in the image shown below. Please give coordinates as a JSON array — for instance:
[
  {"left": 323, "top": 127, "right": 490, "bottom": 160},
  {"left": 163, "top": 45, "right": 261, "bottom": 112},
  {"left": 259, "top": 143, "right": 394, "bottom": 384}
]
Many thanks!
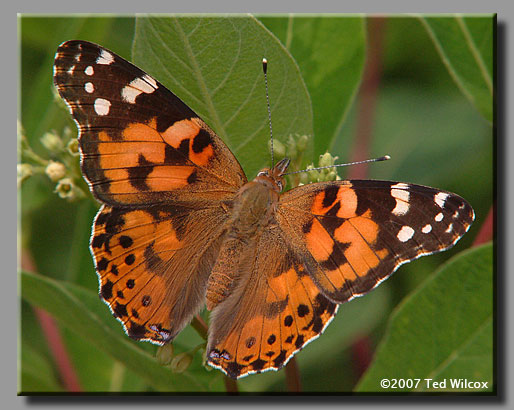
[{"left": 380, "top": 378, "right": 489, "bottom": 390}]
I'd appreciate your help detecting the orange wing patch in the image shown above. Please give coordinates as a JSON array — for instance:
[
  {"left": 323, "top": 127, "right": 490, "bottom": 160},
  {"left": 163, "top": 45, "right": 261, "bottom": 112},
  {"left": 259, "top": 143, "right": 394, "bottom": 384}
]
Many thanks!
[
  {"left": 161, "top": 118, "right": 215, "bottom": 166},
  {"left": 311, "top": 182, "right": 358, "bottom": 219},
  {"left": 279, "top": 184, "right": 393, "bottom": 302},
  {"left": 84, "top": 116, "right": 221, "bottom": 204}
]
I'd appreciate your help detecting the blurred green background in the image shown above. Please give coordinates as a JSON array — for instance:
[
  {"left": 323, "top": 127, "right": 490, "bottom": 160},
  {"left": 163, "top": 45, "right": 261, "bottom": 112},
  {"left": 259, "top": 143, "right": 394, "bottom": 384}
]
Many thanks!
[{"left": 19, "top": 15, "right": 493, "bottom": 393}]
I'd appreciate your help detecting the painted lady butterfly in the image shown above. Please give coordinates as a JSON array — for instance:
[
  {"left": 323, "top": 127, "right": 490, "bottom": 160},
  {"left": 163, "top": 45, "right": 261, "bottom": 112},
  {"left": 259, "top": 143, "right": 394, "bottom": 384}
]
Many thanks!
[{"left": 53, "top": 40, "right": 474, "bottom": 379}]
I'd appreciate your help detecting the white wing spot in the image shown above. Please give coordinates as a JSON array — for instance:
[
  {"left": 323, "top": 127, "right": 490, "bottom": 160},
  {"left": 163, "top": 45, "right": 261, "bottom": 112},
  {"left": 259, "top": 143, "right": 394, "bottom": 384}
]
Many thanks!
[
  {"left": 142, "top": 74, "right": 158, "bottom": 88},
  {"left": 121, "top": 87, "right": 140, "bottom": 104},
  {"left": 121, "top": 76, "right": 157, "bottom": 104},
  {"left": 434, "top": 192, "right": 449, "bottom": 208},
  {"left": 85, "top": 66, "right": 94, "bottom": 76},
  {"left": 445, "top": 223, "right": 453, "bottom": 233},
  {"left": 397, "top": 226, "right": 415, "bottom": 242},
  {"left": 67, "top": 65, "right": 75, "bottom": 74},
  {"left": 452, "top": 210, "right": 460, "bottom": 219},
  {"left": 84, "top": 82, "right": 94, "bottom": 93},
  {"left": 435, "top": 212, "right": 444, "bottom": 222},
  {"left": 96, "top": 49, "right": 114, "bottom": 65},
  {"left": 421, "top": 224, "right": 432, "bottom": 234},
  {"left": 391, "top": 185, "right": 410, "bottom": 216},
  {"left": 94, "top": 98, "right": 111, "bottom": 116}
]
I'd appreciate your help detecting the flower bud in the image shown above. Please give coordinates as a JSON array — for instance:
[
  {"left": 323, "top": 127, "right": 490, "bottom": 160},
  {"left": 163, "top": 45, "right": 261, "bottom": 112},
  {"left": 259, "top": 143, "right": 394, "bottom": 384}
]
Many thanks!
[
  {"left": 170, "top": 352, "right": 193, "bottom": 373},
  {"left": 17, "top": 163, "right": 33, "bottom": 187},
  {"left": 270, "top": 139, "right": 286, "bottom": 159},
  {"left": 67, "top": 139, "right": 79, "bottom": 156},
  {"left": 286, "top": 135, "right": 297, "bottom": 160},
  {"left": 45, "top": 161, "right": 67, "bottom": 182},
  {"left": 156, "top": 343, "right": 174, "bottom": 366},
  {"left": 326, "top": 170, "right": 338, "bottom": 181},
  {"left": 55, "top": 178, "right": 76, "bottom": 200},
  {"left": 319, "top": 152, "right": 336, "bottom": 168},
  {"left": 40, "top": 131, "right": 63, "bottom": 153},
  {"left": 307, "top": 165, "right": 319, "bottom": 182},
  {"left": 296, "top": 134, "right": 309, "bottom": 152}
]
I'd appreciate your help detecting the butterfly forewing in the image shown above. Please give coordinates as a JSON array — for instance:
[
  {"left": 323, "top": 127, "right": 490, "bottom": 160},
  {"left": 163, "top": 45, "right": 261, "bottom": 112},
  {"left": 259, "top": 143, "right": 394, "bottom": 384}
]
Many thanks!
[
  {"left": 53, "top": 40, "right": 246, "bottom": 207},
  {"left": 277, "top": 180, "right": 475, "bottom": 303}
]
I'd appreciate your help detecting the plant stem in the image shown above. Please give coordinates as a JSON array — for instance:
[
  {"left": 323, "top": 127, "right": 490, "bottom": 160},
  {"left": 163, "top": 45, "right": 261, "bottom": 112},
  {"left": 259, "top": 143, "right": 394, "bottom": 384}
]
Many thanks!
[
  {"left": 472, "top": 205, "right": 494, "bottom": 247},
  {"left": 348, "top": 17, "right": 387, "bottom": 180},
  {"left": 224, "top": 376, "right": 238, "bottom": 393},
  {"left": 285, "top": 357, "right": 302, "bottom": 392},
  {"left": 191, "top": 315, "right": 208, "bottom": 340}
]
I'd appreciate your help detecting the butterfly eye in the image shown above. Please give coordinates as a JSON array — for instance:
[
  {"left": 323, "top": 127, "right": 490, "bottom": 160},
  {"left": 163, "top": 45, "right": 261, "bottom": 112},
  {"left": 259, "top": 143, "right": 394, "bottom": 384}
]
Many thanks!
[{"left": 276, "top": 180, "right": 283, "bottom": 191}]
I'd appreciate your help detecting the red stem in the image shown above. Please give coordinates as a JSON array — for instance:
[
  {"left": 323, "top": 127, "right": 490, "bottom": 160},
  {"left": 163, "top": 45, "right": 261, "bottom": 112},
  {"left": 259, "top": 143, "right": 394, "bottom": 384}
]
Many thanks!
[
  {"left": 285, "top": 357, "right": 302, "bottom": 392},
  {"left": 351, "top": 336, "right": 372, "bottom": 380},
  {"left": 348, "top": 17, "right": 387, "bottom": 180},
  {"left": 33, "top": 308, "right": 82, "bottom": 392},
  {"left": 472, "top": 205, "right": 494, "bottom": 247},
  {"left": 224, "top": 376, "right": 239, "bottom": 393}
]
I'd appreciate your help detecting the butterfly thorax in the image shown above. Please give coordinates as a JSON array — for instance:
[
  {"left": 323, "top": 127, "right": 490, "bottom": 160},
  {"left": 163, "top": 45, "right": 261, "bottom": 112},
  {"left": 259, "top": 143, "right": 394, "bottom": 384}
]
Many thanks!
[{"left": 205, "top": 159, "right": 289, "bottom": 310}]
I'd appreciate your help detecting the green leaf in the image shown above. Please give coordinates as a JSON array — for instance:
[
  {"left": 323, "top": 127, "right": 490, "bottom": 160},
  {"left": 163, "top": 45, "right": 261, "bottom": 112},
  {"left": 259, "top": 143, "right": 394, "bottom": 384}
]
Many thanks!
[
  {"left": 20, "top": 271, "right": 207, "bottom": 392},
  {"left": 355, "top": 242, "right": 493, "bottom": 392},
  {"left": 19, "top": 342, "right": 63, "bottom": 393},
  {"left": 418, "top": 15, "right": 494, "bottom": 122},
  {"left": 133, "top": 15, "right": 313, "bottom": 177},
  {"left": 258, "top": 15, "right": 366, "bottom": 156}
]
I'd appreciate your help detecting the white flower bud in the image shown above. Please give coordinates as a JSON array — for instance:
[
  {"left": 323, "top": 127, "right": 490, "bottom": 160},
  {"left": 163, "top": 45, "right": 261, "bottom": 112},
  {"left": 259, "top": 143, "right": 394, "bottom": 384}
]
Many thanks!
[
  {"left": 17, "top": 163, "right": 33, "bottom": 187},
  {"left": 40, "top": 131, "right": 63, "bottom": 152},
  {"left": 45, "top": 161, "right": 67, "bottom": 182}
]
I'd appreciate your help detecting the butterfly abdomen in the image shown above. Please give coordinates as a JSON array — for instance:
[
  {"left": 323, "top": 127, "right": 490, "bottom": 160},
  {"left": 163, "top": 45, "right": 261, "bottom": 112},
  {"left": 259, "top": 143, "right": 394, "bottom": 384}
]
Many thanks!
[{"left": 206, "top": 179, "right": 280, "bottom": 310}]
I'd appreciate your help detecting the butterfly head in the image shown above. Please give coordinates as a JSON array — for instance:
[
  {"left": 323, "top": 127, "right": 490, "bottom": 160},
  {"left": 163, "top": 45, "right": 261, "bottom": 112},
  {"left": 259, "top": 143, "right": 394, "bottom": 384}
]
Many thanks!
[{"left": 254, "top": 158, "right": 290, "bottom": 192}]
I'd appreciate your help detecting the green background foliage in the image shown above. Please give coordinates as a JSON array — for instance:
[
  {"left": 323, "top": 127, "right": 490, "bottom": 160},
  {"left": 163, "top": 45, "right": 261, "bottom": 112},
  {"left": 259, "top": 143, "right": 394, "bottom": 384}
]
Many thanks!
[{"left": 19, "top": 14, "right": 493, "bottom": 393}]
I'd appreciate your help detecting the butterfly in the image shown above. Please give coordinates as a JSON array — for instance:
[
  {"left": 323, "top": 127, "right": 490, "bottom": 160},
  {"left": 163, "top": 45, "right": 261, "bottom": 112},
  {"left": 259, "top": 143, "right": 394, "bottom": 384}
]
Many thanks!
[{"left": 53, "top": 40, "right": 475, "bottom": 380}]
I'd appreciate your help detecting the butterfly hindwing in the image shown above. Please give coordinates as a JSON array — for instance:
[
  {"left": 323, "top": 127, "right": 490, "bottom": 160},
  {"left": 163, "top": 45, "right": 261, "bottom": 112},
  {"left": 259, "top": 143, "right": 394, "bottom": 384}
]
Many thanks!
[
  {"left": 93, "top": 203, "right": 229, "bottom": 344},
  {"left": 277, "top": 180, "right": 475, "bottom": 303},
  {"left": 206, "top": 226, "right": 337, "bottom": 379},
  {"left": 53, "top": 40, "right": 247, "bottom": 207}
]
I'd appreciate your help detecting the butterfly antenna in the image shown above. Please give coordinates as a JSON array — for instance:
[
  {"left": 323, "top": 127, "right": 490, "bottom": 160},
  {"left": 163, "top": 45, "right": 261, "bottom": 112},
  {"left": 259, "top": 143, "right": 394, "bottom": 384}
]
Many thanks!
[
  {"left": 283, "top": 155, "right": 391, "bottom": 176},
  {"left": 262, "top": 58, "right": 274, "bottom": 167}
]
